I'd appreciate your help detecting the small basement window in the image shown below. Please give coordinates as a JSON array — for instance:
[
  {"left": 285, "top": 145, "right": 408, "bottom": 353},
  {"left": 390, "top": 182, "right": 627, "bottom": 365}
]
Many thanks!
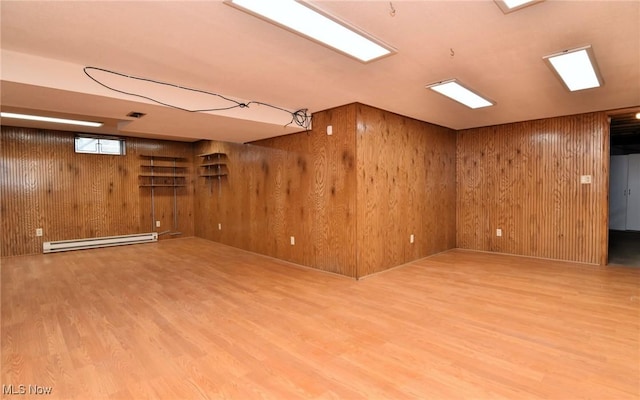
[{"left": 75, "top": 136, "right": 125, "bottom": 155}]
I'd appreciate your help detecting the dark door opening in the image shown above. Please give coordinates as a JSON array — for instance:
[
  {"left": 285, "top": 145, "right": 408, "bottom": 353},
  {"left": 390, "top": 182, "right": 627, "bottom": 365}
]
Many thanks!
[{"left": 608, "top": 110, "right": 640, "bottom": 267}]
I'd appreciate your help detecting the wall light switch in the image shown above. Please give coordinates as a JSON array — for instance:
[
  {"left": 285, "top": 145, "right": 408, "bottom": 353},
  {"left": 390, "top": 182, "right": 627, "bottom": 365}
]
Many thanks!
[
  {"left": 36, "top": 228, "right": 43, "bottom": 237},
  {"left": 218, "top": 223, "right": 222, "bottom": 230},
  {"left": 156, "top": 220, "right": 161, "bottom": 227},
  {"left": 410, "top": 234, "right": 415, "bottom": 244},
  {"left": 496, "top": 228, "right": 502, "bottom": 237},
  {"left": 327, "top": 125, "right": 333, "bottom": 136},
  {"left": 580, "top": 175, "right": 592, "bottom": 184},
  {"left": 290, "top": 236, "right": 295, "bottom": 246}
]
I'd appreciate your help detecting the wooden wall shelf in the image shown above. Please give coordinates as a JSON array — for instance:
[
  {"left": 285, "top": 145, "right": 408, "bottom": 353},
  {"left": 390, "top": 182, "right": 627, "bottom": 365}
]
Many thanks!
[
  {"left": 139, "top": 155, "right": 188, "bottom": 188},
  {"left": 198, "top": 152, "right": 228, "bottom": 180}
]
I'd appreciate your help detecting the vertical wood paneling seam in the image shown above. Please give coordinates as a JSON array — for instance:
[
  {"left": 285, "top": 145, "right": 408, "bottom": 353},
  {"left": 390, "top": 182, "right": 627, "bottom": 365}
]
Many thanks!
[
  {"left": 1, "top": 127, "right": 195, "bottom": 257},
  {"left": 455, "top": 112, "right": 608, "bottom": 264}
]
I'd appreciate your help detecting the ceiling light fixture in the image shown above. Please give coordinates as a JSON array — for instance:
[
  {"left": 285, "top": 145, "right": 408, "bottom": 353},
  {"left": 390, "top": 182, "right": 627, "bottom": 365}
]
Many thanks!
[
  {"left": 225, "top": 0, "right": 395, "bottom": 63},
  {"left": 425, "top": 79, "right": 495, "bottom": 109},
  {"left": 0, "top": 112, "right": 103, "bottom": 127},
  {"left": 543, "top": 45, "right": 603, "bottom": 92},
  {"left": 494, "top": 0, "right": 544, "bottom": 14}
]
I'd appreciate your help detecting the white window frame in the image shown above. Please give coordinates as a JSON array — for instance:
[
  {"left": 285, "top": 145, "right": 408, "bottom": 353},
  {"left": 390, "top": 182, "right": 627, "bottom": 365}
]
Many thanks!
[{"left": 75, "top": 136, "right": 126, "bottom": 155}]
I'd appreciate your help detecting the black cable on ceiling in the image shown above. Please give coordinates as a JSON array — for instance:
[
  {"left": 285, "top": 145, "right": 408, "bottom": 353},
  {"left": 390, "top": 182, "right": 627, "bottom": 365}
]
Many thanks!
[{"left": 83, "top": 66, "right": 312, "bottom": 130}]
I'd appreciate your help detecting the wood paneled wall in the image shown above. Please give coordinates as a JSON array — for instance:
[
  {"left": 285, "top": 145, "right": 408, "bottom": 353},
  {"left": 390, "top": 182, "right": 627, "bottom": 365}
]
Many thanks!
[
  {"left": 194, "top": 105, "right": 358, "bottom": 277},
  {"left": 456, "top": 112, "right": 609, "bottom": 265},
  {"left": 3, "top": 108, "right": 608, "bottom": 270},
  {"left": 355, "top": 104, "right": 457, "bottom": 276},
  {"left": 0, "top": 127, "right": 194, "bottom": 257},
  {"left": 194, "top": 103, "right": 457, "bottom": 278}
]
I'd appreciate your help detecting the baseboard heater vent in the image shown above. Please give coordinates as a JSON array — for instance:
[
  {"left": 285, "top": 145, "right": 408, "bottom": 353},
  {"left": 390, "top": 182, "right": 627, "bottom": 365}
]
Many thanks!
[{"left": 43, "top": 232, "right": 158, "bottom": 253}]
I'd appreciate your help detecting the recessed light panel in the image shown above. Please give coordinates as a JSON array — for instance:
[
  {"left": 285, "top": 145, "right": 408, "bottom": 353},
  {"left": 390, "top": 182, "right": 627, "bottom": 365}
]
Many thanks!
[
  {"left": 494, "top": 0, "right": 544, "bottom": 13},
  {"left": 543, "top": 45, "right": 603, "bottom": 91},
  {"left": 0, "top": 112, "right": 103, "bottom": 127},
  {"left": 426, "top": 80, "right": 495, "bottom": 109},
  {"left": 503, "top": 0, "right": 535, "bottom": 8},
  {"left": 226, "top": 0, "right": 394, "bottom": 63}
]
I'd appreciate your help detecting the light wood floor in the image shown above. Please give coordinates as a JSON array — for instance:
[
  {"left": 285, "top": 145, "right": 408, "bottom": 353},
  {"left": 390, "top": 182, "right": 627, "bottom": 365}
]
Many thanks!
[{"left": 2, "top": 238, "right": 639, "bottom": 399}]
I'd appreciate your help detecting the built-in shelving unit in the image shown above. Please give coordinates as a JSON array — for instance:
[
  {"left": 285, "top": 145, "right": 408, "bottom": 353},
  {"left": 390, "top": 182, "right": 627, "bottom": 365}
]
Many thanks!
[
  {"left": 198, "top": 152, "right": 228, "bottom": 179},
  {"left": 198, "top": 152, "right": 227, "bottom": 196},
  {"left": 138, "top": 154, "right": 188, "bottom": 235},
  {"left": 139, "top": 155, "right": 188, "bottom": 187}
]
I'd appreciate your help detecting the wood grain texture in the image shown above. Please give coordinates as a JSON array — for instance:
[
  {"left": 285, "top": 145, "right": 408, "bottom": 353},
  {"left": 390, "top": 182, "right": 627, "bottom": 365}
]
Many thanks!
[
  {"left": 194, "top": 104, "right": 358, "bottom": 277},
  {"left": 456, "top": 112, "right": 610, "bottom": 264},
  {"left": 356, "top": 104, "right": 457, "bottom": 276},
  {"left": 195, "top": 103, "right": 457, "bottom": 278},
  {"left": 2, "top": 238, "right": 638, "bottom": 399},
  {"left": 0, "top": 127, "right": 194, "bottom": 256}
]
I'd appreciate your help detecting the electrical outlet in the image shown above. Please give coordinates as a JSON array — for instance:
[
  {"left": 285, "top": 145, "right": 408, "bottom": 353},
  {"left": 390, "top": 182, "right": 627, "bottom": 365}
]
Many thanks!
[
  {"left": 580, "top": 175, "right": 592, "bottom": 184},
  {"left": 496, "top": 228, "right": 502, "bottom": 237},
  {"left": 218, "top": 223, "right": 222, "bottom": 230},
  {"left": 410, "top": 234, "right": 415, "bottom": 244},
  {"left": 156, "top": 220, "right": 161, "bottom": 228},
  {"left": 290, "top": 236, "right": 295, "bottom": 246},
  {"left": 36, "top": 228, "right": 43, "bottom": 237},
  {"left": 326, "top": 125, "right": 333, "bottom": 136}
]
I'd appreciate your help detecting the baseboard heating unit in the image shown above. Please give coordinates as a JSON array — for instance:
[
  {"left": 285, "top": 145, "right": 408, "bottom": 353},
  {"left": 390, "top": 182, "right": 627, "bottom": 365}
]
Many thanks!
[{"left": 43, "top": 232, "right": 158, "bottom": 253}]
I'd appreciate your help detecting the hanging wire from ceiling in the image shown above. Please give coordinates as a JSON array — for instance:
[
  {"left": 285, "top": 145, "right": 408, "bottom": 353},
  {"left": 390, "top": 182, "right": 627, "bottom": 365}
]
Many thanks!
[
  {"left": 389, "top": 2, "right": 396, "bottom": 17},
  {"left": 83, "top": 66, "right": 312, "bottom": 130}
]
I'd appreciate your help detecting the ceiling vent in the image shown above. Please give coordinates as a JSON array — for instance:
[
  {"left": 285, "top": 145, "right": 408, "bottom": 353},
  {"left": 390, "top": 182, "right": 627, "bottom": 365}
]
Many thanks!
[{"left": 127, "top": 111, "right": 146, "bottom": 119}]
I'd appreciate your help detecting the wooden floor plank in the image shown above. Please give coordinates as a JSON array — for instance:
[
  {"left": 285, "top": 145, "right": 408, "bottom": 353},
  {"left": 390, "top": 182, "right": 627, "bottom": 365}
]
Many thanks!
[{"left": 2, "top": 238, "right": 639, "bottom": 399}]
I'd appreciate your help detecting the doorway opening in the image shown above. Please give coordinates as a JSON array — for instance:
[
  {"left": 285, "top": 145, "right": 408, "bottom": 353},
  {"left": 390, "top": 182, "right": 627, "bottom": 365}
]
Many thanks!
[{"left": 608, "top": 109, "right": 640, "bottom": 267}]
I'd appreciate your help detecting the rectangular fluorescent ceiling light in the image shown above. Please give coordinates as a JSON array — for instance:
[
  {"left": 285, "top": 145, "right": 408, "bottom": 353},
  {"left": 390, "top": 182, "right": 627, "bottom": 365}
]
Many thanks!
[
  {"left": 494, "top": 0, "right": 543, "bottom": 13},
  {"left": 425, "top": 80, "right": 495, "bottom": 109},
  {"left": 226, "top": 0, "right": 394, "bottom": 63},
  {"left": 0, "top": 112, "right": 103, "bottom": 127},
  {"left": 543, "top": 45, "right": 602, "bottom": 91}
]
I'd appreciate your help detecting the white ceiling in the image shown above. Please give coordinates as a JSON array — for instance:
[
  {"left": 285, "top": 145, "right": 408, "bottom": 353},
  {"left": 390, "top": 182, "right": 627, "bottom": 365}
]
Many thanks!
[{"left": 1, "top": 0, "right": 639, "bottom": 143}]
